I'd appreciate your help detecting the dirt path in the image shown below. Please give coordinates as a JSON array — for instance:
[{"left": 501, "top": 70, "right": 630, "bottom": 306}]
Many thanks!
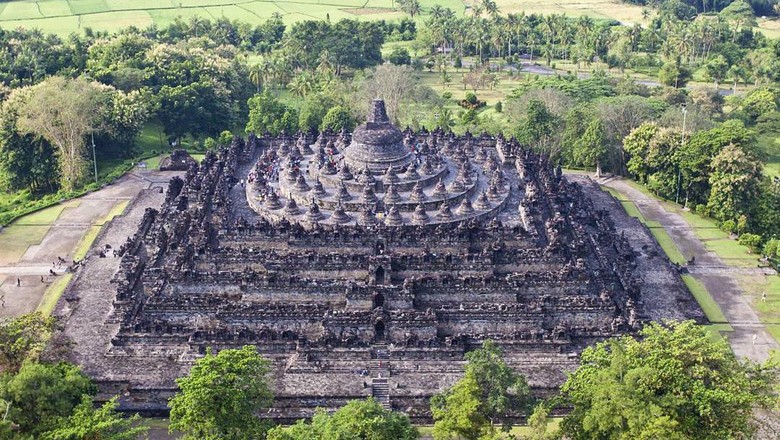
[
  {"left": 0, "top": 171, "right": 174, "bottom": 318},
  {"left": 598, "top": 176, "right": 778, "bottom": 362}
]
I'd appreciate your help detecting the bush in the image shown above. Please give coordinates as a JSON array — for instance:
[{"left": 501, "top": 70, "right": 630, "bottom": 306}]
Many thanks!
[
  {"left": 495, "top": 101, "right": 503, "bottom": 113},
  {"left": 387, "top": 47, "right": 411, "bottom": 66},
  {"left": 442, "top": 91, "right": 452, "bottom": 100},
  {"left": 762, "top": 238, "right": 779, "bottom": 259},
  {"left": 738, "top": 233, "right": 762, "bottom": 251},
  {"left": 694, "top": 204, "right": 709, "bottom": 217},
  {"left": 721, "top": 219, "right": 737, "bottom": 234},
  {"left": 465, "top": 92, "right": 478, "bottom": 105}
]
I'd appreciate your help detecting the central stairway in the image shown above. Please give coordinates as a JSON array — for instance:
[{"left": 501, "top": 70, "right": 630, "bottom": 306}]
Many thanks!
[{"left": 370, "top": 344, "right": 391, "bottom": 409}]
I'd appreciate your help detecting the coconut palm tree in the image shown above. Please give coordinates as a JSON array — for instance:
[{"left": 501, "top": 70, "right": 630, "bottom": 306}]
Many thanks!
[{"left": 248, "top": 63, "right": 263, "bottom": 93}]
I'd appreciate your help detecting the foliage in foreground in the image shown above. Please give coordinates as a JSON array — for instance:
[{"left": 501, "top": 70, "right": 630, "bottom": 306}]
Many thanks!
[
  {"left": 267, "top": 398, "right": 418, "bottom": 440},
  {"left": 168, "top": 345, "right": 274, "bottom": 440},
  {"left": 0, "top": 311, "right": 56, "bottom": 373},
  {"left": 560, "top": 320, "right": 778, "bottom": 440},
  {"left": 0, "top": 362, "right": 97, "bottom": 436},
  {"left": 431, "top": 340, "right": 532, "bottom": 440},
  {"left": 41, "top": 396, "right": 148, "bottom": 440}
]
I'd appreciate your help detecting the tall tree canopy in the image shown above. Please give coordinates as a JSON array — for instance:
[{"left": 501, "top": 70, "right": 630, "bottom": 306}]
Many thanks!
[
  {"left": 169, "top": 345, "right": 274, "bottom": 440},
  {"left": 431, "top": 340, "right": 532, "bottom": 440},
  {"left": 560, "top": 320, "right": 778, "bottom": 440},
  {"left": 267, "top": 398, "right": 418, "bottom": 440},
  {"left": 0, "top": 362, "right": 97, "bottom": 436}
]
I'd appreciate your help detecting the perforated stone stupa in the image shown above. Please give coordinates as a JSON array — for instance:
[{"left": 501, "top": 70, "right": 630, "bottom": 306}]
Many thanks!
[{"left": 57, "top": 99, "right": 704, "bottom": 421}]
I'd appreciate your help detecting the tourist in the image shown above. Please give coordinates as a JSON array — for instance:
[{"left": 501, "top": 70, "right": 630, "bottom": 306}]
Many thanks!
[{"left": 16, "top": 277, "right": 20, "bottom": 287}]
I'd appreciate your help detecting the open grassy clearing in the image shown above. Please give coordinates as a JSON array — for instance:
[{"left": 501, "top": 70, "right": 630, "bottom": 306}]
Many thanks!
[
  {"left": 0, "top": 0, "right": 710, "bottom": 37},
  {"left": 0, "top": 200, "right": 79, "bottom": 265}
]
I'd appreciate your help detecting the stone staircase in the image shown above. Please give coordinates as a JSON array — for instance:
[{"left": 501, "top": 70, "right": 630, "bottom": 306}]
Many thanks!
[{"left": 370, "top": 344, "right": 391, "bottom": 409}]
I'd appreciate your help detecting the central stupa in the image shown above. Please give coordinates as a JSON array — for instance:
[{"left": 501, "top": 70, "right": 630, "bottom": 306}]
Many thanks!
[{"left": 342, "top": 99, "right": 414, "bottom": 173}]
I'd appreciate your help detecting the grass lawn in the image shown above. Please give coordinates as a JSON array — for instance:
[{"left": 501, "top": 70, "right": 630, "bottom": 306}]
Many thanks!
[
  {"left": 682, "top": 274, "right": 728, "bottom": 323},
  {"left": 736, "top": 274, "right": 780, "bottom": 325},
  {"left": 36, "top": 273, "right": 72, "bottom": 315},
  {"left": 0, "top": 0, "right": 650, "bottom": 38},
  {"left": 614, "top": 178, "right": 779, "bottom": 346},
  {"left": 0, "top": 200, "right": 79, "bottom": 265},
  {"left": 757, "top": 132, "right": 780, "bottom": 179},
  {"left": 73, "top": 199, "right": 129, "bottom": 261},
  {"left": 602, "top": 187, "right": 688, "bottom": 265}
]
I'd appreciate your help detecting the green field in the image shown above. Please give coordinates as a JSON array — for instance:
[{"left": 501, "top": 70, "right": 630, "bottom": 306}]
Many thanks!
[{"left": 2, "top": 0, "right": 779, "bottom": 38}]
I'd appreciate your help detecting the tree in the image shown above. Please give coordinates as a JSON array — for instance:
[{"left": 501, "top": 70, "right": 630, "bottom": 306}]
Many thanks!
[
  {"left": 516, "top": 99, "right": 560, "bottom": 157},
  {"left": 358, "top": 64, "right": 419, "bottom": 123},
  {"left": 387, "top": 47, "right": 412, "bottom": 65},
  {"left": 720, "top": 0, "right": 757, "bottom": 34},
  {"left": 431, "top": 340, "right": 531, "bottom": 439},
  {"left": 0, "top": 99, "right": 59, "bottom": 192},
  {"left": 42, "top": 396, "right": 148, "bottom": 440},
  {"left": 268, "top": 399, "right": 418, "bottom": 440},
  {"left": 15, "top": 77, "right": 105, "bottom": 191},
  {"left": 397, "top": 0, "right": 421, "bottom": 18},
  {"left": 0, "top": 312, "right": 56, "bottom": 373},
  {"left": 707, "top": 143, "right": 763, "bottom": 224},
  {"left": 659, "top": 59, "right": 692, "bottom": 88},
  {"left": 572, "top": 118, "right": 606, "bottom": 169},
  {"left": 168, "top": 345, "right": 274, "bottom": 440},
  {"left": 320, "top": 105, "right": 356, "bottom": 132},
  {"left": 0, "top": 362, "right": 97, "bottom": 436},
  {"left": 704, "top": 55, "right": 729, "bottom": 89},
  {"left": 246, "top": 91, "right": 299, "bottom": 136},
  {"left": 560, "top": 320, "right": 777, "bottom": 440}
]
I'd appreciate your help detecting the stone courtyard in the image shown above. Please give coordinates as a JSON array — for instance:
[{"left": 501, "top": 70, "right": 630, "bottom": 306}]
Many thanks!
[{"left": 56, "top": 100, "right": 704, "bottom": 421}]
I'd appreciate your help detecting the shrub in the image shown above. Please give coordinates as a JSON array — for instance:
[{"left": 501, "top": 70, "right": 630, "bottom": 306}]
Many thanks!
[
  {"left": 694, "top": 204, "right": 709, "bottom": 217},
  {"left": 721, "top": 219, "right": 737, "bottom": 233},
  {"left": 387, "top": 47, "right": 411, "bottom": 66},
  {"left": 762, "top": 238, "right": 779, "bottom": 260},
  {"left": 738, "top": 233, "right": 762, "bottom": 251},
  {"left": 495, "top": 101, "right": 503, "bottom": 113},
  {"left": 442, "top": 91, "right": 452, "bottom": 100}
]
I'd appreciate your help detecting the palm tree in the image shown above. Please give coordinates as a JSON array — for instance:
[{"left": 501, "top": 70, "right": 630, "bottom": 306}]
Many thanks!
[
  {"left": 248, "top": 63, "right": 262, "bottom": 93},
  {"left": 481, "top": 0, "right": 499, "bottom": 18},
  {"left": 288, "top": 72, "right": 315, "bottom": 98}
]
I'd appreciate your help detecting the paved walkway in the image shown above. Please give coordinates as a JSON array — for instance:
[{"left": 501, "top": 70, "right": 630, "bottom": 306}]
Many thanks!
[
  {"left": 0, "top": 170, "right": 173, "bottom": 318},
  {"left": 597, "top": 175, "right": 779, "bottom": 362}
]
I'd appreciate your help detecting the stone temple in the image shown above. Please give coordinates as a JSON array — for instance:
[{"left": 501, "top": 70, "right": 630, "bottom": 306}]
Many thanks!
[{"left": 57, "top": 99, "right": 704, "bottom": 420}]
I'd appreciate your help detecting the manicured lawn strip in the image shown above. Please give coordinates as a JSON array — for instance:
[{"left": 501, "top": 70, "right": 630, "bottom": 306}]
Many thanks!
[
  {"left": 704, "top": 324, "right": 735, "bottom": 344},
  {"left": 681, "top": 274, "right": 728, "bottom": 323},
  {"left": 36, "top": 273, "right": 72, "bottom": 315},
  {"left": 647, "top": 226, "right": 687, "bottom": 265},
  {"left": 737, "top": 274, "right": 780, "bottom": 324},
  {"left": 73, "top": 225, "right": 101, "bottom": 261},
  {"left": 0, "top": 225, "right": 51, "bottom": 265},
  {"left": 602, "top": 187, "right": 687, "bottom": 265},
  {"left": 73, "top": 200, "right": 129, "bottom": 260},
  {"left": 623, "top": 179, "right": 760, "bottom": 267},
  {"left": 0, "top": 201, "right": 79, "bottom": 264}
]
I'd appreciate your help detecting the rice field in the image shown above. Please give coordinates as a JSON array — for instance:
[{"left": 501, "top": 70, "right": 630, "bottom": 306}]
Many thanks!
[{"left": 0, "top": 0, "right": 674, "bottom": 36}]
